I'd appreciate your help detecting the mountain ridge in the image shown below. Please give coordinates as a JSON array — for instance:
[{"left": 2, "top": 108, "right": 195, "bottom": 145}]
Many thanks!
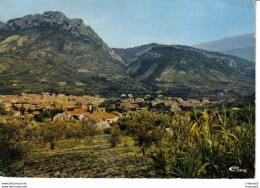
[
  {"left": 192, "top": 33, "right": 255, "bottom": 61},
  {"left": 113, "top": 43, "right": 163, "bottom": 66},
  {"left": 220, "top": 46, "right": 255, "bottom": 62},
  {"left": 0, "top": 12, "right": 255, "bottom": 99},
  {"left": 193, "top": 33, "right": 255, "bottom": 51},
  {"left": 125, "top": 45, "right": 254, "bottom": 99}
]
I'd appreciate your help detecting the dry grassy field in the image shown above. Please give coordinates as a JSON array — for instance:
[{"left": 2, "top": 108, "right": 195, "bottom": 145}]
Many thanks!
[{"left": 4, "top": 134, "right": 155, "bottom": 178}]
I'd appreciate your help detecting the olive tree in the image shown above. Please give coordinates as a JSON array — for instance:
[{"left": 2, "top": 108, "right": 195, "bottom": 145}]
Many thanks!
[{"left": 120, "top": 111, "right": 168, "bottom": 156}]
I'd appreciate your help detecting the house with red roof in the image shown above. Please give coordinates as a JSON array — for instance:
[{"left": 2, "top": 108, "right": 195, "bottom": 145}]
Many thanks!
[{"left": 84, "top": 111, "right": 119, "bottom": 129}]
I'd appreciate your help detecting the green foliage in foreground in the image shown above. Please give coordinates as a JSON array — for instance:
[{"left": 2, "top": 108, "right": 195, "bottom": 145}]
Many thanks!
[
  {"left": 117, "top": 107, "right": 255, "bottom": 178},
  {"left": 0, "top": 106, "right": 255, "bottom": 178},
  {"left": 117, "top": 111, "right": 169, "bottom": 156},
  {"left": 0, "top": 118, "right": 99, "bottom": 171},
  {"left": 0, "top": 120, "right": 31, "bottom": 168}
]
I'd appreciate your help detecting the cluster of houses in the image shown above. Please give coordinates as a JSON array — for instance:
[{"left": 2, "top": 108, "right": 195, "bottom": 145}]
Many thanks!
[
  {"left": 119, "top": 93, "right": 218, "bottom": 112},
  {"left": 0, "top": 92, "right": 105, "bottom": 112},
  {"left": 0, "top": 92, "right": 221, "bottom": 129},
  {"left": 0, "top": 92, "right": 119, "bottom": 129}
]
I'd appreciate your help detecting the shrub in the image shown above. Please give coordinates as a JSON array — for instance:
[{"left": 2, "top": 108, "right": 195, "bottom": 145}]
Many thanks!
[{"left": 150, "top": 146, "right": 168, "bottom": 177}]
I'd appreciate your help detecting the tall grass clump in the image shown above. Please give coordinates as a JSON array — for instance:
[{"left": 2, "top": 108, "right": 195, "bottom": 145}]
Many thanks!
[{"left": 118, "top": 106, "right": 255, "bottom": 178}]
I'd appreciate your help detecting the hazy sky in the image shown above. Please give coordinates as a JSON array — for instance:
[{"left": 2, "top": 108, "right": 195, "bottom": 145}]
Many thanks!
[{"left": 0, "top": 0, "right": 255, "bottom": 48}]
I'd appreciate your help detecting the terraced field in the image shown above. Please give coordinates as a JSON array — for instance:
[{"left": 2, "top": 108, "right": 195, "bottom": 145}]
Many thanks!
[{"left": 4, "top": 135, "right": 155, "bottom": 178}]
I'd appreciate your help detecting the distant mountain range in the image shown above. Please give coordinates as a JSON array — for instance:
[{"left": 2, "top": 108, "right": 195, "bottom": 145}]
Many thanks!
[
  {"left": 193, "top": 33, "right": 255, "bottom": 62},
  {"left": 0, "top": 12, "right": 255, "bottom": 99}
]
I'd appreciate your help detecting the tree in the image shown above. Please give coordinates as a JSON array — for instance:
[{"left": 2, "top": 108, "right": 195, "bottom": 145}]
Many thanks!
[
  {"left": 81, "top": 119, "right": 98, "bottom": 144},
  {"left": 39, "top": 119, "right": 65, "bottom": 150},
  {"left": 110, "top": 125, "right": 121, "bottom": 147},
  {"left": 120, "top": 111, "right": 168, "bottom": 156},
  {"left": 0, "top": 119, "right": 31, "bottom": 168}
]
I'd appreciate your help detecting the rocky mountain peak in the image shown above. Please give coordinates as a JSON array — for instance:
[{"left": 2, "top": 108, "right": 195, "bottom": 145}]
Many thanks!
[
  {"left": 42, "top": 11, "right": 67, "bottom": 24},
  {"left": 3, "top": 11, "right": 86, "bottom": 36},
  {"left": 1, "top": 11, "right": 124, "bottom": 63}
]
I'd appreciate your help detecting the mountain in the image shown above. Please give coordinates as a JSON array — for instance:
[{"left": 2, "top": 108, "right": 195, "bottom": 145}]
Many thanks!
[
  {"left": 113, "top": 43, "right": 163, "bottom": 66},
  {"left": 0, "top": 12, "right": 255, "bottom": 99},
  {"left": 2, "top": 11, "right": 123, "bottom": 62},
  {"left": 125, "top": 45, "right": 255, "bottom": 99},
  {"left": 220, "top": 46, "right": 255, "bottom": 62},
  {"left": 0, "top": 11, "right": 147, "bottom": 97},
  {"left": 193, "top": 33, "right": 255, "bottom": 61},
  {"left": 0, "top": 21, "right": 5, "bottom": 29}
]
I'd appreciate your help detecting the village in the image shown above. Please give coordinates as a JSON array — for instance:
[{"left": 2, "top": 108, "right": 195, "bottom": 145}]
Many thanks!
[{"left": 0, "top": 92, "right": 221, "bottom": 129}]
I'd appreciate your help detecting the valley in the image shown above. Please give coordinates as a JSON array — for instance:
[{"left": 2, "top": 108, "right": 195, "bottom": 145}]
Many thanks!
[{"left": 0, "top": 10, "right": 256, "bottom": 179}]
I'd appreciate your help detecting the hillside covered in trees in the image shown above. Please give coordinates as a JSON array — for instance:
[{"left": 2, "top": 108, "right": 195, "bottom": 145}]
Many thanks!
[{"left": 0, "top": 12, "right": 255, "bottom": 99}]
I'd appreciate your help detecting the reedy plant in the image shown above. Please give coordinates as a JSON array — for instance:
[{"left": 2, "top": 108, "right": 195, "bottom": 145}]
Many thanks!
[{"left": 151, "top": 107, "right": 255, "bottom": 178}]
